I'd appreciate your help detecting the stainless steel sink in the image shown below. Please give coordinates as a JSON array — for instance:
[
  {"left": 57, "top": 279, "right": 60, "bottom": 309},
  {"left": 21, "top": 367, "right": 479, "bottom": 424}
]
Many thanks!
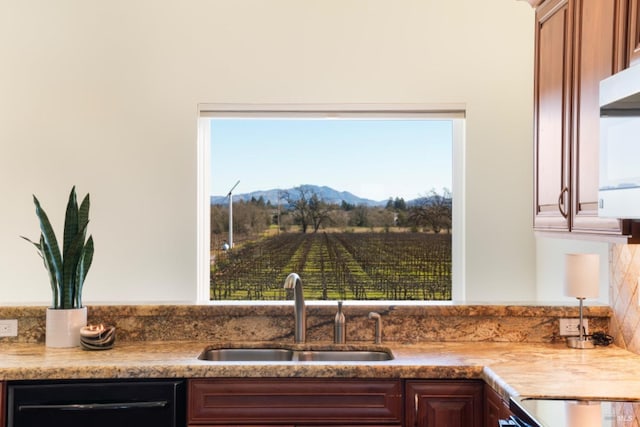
[
  {"left": 294, "top": 350, "right": 392, "bottom": 362},
  {"left": 198, "top": 347, "right": 393, "bottom": 362},
  {"left": 199, "top": 348, "right": 294, "bottom": 362}
]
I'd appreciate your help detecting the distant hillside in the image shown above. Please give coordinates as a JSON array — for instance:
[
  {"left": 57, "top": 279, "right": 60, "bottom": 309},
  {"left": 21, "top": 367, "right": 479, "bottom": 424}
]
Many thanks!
[{"left": 211, "top": 184, "right": 387, "bottom": 207}]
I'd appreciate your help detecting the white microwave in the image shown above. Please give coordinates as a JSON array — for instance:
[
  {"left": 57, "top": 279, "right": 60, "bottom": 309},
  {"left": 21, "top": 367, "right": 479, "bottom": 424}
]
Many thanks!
[{"left": 599, "top": 65, "right": 640, "bottom": 219}]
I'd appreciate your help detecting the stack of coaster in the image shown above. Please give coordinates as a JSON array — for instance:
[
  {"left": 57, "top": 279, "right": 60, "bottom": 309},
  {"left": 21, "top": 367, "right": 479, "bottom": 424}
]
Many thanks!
[{"left": 80, "top": 324, "right": 116, "bottom": 350}]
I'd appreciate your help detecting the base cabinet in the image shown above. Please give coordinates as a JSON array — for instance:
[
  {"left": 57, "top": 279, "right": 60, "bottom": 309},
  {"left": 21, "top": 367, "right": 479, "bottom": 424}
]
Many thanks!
[
  {"left": 187, "top": 378, "right": 403, "bottom": 426},
  {"left": 405, "top": 380, "right": 483, "bottom": 427},
  {"left": 484, "top": 384, "right": 514, "bottom": 427},
  {"left": 0, "top": 377, "right": 499, "bottom": 427}
]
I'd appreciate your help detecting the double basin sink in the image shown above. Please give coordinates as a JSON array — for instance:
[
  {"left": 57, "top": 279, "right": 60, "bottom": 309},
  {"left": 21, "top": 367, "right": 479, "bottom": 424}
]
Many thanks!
[{"left": 198, "top": 345, "right": 394, "bottom": 362}]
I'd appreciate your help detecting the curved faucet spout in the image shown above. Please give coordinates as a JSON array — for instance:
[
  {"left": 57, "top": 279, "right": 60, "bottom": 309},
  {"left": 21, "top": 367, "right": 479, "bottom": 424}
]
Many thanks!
[
  {"left": 284, "top": 273, "right": 306, "bottom": 343},
  {"left": 368, "top": 312, "right": 382, "bottom": 344}
]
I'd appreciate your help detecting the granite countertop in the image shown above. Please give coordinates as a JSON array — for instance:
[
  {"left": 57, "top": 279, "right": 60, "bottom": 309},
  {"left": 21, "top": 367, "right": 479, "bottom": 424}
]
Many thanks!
[{"left": 1, "top": 340, "right": 639, "bottom": 402}]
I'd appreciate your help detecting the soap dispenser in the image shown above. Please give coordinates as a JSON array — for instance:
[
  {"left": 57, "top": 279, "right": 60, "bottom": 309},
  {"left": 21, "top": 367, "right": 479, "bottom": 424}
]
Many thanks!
[{"left": 334, "top": 301, "right": 346, "bottom": 344}]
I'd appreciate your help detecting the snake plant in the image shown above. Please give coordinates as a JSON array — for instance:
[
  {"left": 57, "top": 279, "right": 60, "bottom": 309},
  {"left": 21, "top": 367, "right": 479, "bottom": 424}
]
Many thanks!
[{"left": 21, "top": 186, "right": 94, "bottom": 309}]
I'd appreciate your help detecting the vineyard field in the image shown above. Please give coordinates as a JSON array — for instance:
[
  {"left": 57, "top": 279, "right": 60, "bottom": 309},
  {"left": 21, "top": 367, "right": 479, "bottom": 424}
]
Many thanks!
[{"left": 211, "top": 232, "right": 451, "bottom": 301}]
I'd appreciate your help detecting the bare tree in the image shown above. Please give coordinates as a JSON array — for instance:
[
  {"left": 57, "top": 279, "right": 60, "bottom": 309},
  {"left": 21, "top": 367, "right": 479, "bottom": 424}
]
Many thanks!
[
  {"left": 408, "top": 188, "right": 452, "bottom": 233},
  {"left": 283, "top": 186, "right": 312, "bottom": 233},
  {"left": 308, "top": 193, "right": 333, "bottom": 232},
  {"left": 283, "top": 186, "right": 334, "bottom": 233}
]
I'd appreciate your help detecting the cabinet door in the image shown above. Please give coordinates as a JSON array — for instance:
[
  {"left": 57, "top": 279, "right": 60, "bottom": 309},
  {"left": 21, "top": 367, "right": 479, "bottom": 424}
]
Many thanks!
[
  {"left": 571, "top": 0, "right": 628, "bottom": 235},
  {"left": 533, "top": 0, "right": 573, "bottom": 231},
  {"left": 405, "top": 380, "right": 483, "bottom": 427},
  {"left": 484, "top": 384, "right": 512, "bottom": 427},
  {"left": 629, "top": 0, "right": 640, "bottom": 66},
  {"left": 188, "top": 378, "right": 403, "bottom": 425}
]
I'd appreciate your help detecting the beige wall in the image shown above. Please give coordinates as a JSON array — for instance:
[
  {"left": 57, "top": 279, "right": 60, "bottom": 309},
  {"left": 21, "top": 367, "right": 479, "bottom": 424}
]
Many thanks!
[
  {"left": 0, "top": 1, "right": 536, "bottom": 304},
  {"left": 535, "top": 237, "right": 609, "bottom": 303}
]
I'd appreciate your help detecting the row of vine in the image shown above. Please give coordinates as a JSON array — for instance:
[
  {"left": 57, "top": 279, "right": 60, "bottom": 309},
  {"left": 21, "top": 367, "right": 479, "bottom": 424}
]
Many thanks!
[{"left": 211, "top": 232, "right": 451, "bottom": 300}]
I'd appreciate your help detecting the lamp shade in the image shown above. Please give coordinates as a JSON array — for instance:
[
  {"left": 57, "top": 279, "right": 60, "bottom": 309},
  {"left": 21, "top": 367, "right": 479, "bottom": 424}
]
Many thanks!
[
  {"left": 564, "top": 254, "right": 600, "bottom": 298},
  {"left": 565, "top": 401, "right": 601, "bottom": 427}
]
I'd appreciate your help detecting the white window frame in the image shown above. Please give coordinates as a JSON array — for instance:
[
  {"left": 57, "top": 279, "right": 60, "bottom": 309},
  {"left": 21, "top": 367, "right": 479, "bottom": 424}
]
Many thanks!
[{"left": 197, "top": 104, "right": 466, "bottom": 303}]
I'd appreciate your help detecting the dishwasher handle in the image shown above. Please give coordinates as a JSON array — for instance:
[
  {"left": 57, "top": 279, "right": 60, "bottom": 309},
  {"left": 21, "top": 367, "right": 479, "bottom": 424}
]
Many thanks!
[
  {"left": 498, "top": 415, "right": 534, "bottom": 427},
  {"left": 19, "top": 400, "right": 168, "bottom": 412}
]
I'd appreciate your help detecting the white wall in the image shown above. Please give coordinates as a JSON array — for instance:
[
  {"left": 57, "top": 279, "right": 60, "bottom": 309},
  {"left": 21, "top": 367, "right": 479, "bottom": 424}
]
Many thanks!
[
  {"left": 535, "top": 237, "right": 610, "bottom": 303},
  {"left": 0, "top": 0, "right": 536, "bottom": 304}
]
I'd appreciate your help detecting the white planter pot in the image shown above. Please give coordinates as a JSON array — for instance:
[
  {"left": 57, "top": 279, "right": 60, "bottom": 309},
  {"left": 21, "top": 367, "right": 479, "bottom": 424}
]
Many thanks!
[{"left": 45, "top": 307, "right": 87, "bottom": 348}]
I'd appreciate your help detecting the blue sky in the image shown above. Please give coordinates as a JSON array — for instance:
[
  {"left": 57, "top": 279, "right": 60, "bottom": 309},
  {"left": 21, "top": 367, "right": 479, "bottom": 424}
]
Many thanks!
[{"left": 210, "top": 119, "right": 452, "bottom": 202}]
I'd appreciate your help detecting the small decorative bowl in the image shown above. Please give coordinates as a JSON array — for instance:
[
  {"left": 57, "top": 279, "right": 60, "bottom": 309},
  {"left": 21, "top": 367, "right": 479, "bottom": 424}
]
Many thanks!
[{"left": 80, "top": 324, "right": 116, "bottom": 350}]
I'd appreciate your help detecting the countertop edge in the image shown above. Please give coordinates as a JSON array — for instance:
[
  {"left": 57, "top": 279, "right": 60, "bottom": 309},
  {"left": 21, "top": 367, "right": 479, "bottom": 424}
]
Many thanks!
[{"left": 1, "top": 341, "right": 639, "bottom": 402}]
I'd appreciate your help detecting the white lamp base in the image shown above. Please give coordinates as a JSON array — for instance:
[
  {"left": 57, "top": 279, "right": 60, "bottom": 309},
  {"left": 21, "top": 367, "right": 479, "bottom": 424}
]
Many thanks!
[{"left": 566, "top": 336, "right": 595, "bottom": 349}]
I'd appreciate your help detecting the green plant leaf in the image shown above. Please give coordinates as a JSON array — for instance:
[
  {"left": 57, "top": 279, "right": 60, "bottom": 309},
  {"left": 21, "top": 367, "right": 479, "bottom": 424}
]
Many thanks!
[
  {"left": 20, "top": 235, "right": 43, "bottom": 254},
  {"left": 78, "top": 193, "right": 90, "bottom": 231},
  {"left": 61, "top": 221, "right": 89, "bottom": 309},
  {"left": 75, "top": 235, "right": 94, "bottom": 308},
  {"left": 40, "top": 234, "right": 60, "bottom": 308},
  {"left": 63, "top": 186, "right": 79, "bottom": 264},
  {"left": 24, "top": 187, "right": 94, "bottom": 309},
  {"left": 33, "top": 195, "right": 63, "bottom": 290}
]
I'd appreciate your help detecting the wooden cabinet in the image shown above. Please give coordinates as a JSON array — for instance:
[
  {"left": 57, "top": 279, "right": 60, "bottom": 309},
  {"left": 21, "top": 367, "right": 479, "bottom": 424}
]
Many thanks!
[
  {"left": 188, "top": 378, "right": 403, "bottom": 426},
  {"left": 533, "top": 0, "right": 573, "bottom": 232},
  {"left": 188, "top": 378, "right": 489, "bottom": 427},
  {"left": 570, "top": 0, "right": 628, "bottom": 234},
  {"left": 405, "top": 380, "right": 483, "bottom": 427},
  {"left": 629, "top": 0, "right": 640, "bottom": 66},
  {"left": 533, "top": 0, "right": 632, "bottom": 239},
  {"left": 484, "top": 384, "right": 513, "bottom": 427}
]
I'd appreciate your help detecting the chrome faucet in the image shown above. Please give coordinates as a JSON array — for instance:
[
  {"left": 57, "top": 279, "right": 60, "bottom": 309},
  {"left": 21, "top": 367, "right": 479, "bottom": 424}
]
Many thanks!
[
  {"left": 368, "top": 312, "right": 382, "bottom": 344},
  {"left": 283, "top": 273, "right": 306, "bottom": 343}
]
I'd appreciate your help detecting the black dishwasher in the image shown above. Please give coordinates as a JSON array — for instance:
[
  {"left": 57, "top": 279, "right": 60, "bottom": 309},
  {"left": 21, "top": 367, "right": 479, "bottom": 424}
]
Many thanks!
[{"left": 6, "top": 379, "right": 186, "bottom": 427}]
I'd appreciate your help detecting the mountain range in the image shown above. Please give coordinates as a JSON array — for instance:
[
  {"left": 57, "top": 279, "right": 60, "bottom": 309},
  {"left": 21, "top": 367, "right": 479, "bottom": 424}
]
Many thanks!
[{"left": 211, "top": 185, "right": 389, "bottom": 207}]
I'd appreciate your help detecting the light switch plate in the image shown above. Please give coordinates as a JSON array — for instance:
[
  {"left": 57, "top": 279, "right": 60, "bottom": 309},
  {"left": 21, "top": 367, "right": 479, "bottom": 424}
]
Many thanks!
[{"left": 0, "top": 319, "right": 18, "bottom": 337}]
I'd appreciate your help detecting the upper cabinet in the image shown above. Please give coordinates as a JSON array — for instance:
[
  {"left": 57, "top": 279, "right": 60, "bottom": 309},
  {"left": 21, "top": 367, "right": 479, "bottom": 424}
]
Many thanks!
[
  {"left": 533, "top": 0, "right": 573, "bottom": 232},
  {"left": 533, "top": 0, "right": 635, "bottom": 240}
]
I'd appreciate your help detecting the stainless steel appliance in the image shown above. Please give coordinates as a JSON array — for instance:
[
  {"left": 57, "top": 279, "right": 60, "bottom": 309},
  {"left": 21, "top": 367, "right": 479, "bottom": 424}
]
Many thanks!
[
  {"left": 599, "top": 64, "right": 640, "bottom": 219},
  {"left": 6, "top": 379, "right": 185, "bottom": 427},
  {"left": 504, "top": 396, "right": 640, "bottom": 426}
]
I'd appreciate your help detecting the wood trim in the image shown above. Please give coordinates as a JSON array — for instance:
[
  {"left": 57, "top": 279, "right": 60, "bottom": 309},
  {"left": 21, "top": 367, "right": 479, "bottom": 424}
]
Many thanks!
[
  {"left": 614, "top": 0, "right": 630, "bottom": 71},
  {"left": 629, "top": 0, "right": 640, "bottom": 66},
  {"left": 535, "top": 229, "right": 639, "bottom": 243}
]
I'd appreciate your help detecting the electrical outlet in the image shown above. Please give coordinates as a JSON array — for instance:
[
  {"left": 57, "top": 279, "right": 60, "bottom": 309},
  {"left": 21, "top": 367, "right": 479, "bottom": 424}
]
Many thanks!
[
  {"left": 0, "top": 319, "right": 18, "bottom": 337},
  {"left": 559, "top": 318, "right": 588, "bottom": 336}
]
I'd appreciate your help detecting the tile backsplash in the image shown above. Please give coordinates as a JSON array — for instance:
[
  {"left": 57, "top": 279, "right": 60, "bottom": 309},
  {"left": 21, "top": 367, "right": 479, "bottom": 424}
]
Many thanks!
[{"left": 610, "top": 244, "right": 640, "bottom": 354}]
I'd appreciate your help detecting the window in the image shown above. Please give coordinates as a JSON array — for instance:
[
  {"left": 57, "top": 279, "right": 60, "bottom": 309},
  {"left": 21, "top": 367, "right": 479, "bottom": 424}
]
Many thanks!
[{"left": 197, "top": 105, "right": 465, "bottom": 303}]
